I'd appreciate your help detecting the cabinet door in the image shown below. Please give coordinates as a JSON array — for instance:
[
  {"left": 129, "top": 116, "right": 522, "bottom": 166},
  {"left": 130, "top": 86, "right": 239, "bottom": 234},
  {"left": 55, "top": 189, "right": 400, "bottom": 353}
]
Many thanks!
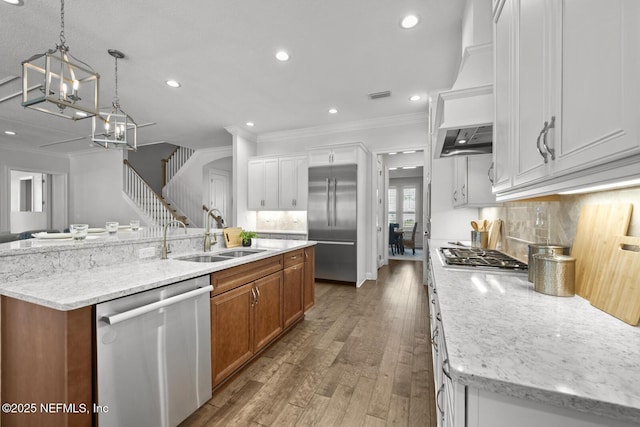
[
  {"left": 552, "top": 0, "right": 640, "bottom": 174},
  {"left": 303, "top": 246, "right": 315, "bottom": 311},
  {"left": 247, "top": 159, "right": 279, "bottom": 209},
  {"left": 330, "top": 146, "right": 358, "bottom": 165},
  {"left": 210, "top": 283, "right": 254, "bottom": 386},
  {"left": 513, "top": 0, "right": 552, "bottom": 187},
  {"left": 452, "top": 157, "right": 468, "bottom": 207},
  {"left": 493, "top": 0, "right": 514, "bottom": 192},
  {"left": 283, "top": 263, "right": 304, "bottom": 328},
  {"left": 466, "top": 154, "right": 496, "bottom": 207},
  {"left": 253, "top": 272, "right": 283, "bottom": 352},
  {"left": 279, "top": 156, "right": 307, "bottom": 210}
]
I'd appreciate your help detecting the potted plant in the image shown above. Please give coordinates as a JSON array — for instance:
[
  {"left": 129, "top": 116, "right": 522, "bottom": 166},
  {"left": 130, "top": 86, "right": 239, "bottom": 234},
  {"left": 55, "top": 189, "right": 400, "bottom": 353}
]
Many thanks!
[{"left": 239, "top": 230, "right": 257, "bottom": 247}]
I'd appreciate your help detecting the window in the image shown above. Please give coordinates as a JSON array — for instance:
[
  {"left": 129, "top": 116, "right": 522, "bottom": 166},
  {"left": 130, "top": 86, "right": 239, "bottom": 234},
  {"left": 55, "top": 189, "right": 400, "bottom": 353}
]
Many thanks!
[
  {"left": 388, "top": 187, "right": 397, "bottom": 223},
  {"left": 402, "top": 187, "right": 416, "bottom": 228}
]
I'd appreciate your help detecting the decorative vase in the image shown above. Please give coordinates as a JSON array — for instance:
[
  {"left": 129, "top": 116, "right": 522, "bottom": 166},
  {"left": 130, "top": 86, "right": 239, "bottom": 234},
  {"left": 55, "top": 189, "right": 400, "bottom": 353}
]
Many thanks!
[{"left": 242, "top": 238, "right": 252, "bottom": 247}]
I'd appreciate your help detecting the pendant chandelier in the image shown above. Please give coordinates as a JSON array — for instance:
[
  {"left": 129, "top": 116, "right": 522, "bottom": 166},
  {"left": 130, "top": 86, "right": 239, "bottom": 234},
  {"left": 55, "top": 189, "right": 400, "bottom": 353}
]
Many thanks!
[
  {"left": 21, "top": 0, "right": 99, "bottom": 120},
  {"left": 91, "top": 49, "right": 137, "bottom": 150}
]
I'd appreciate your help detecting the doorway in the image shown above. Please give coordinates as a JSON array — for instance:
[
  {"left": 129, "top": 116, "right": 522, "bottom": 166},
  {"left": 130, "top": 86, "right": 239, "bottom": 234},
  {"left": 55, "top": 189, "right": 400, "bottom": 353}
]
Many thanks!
[{"left": 9, "top": 169, "right": 67, "bottom": 233}]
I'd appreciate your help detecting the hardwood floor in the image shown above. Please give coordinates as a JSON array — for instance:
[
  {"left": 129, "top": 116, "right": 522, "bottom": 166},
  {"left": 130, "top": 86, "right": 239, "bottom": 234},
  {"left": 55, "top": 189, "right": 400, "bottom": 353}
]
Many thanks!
[{"left": 181, "top": 260, "right": 435, "bottom": 426}]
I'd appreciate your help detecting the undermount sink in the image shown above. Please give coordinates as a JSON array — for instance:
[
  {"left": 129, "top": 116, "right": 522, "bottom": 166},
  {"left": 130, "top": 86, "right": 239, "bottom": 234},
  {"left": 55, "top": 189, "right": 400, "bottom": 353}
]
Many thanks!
[
  {"left": 175, "top": 249, "right": 267, "bottom": 263},
  {"left": 216, "top": 249, "right": 266, "bottom": 258},
  {"left": 176, "top": 255, "right": 232, "bottom": 263}
]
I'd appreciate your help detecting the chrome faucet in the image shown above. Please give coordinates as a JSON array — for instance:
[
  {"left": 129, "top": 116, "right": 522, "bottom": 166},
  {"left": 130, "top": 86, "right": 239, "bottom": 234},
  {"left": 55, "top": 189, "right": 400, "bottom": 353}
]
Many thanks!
[
  {"left": 161, "top": 220, "right": 187, "bottom": 259},
  {"left": 204, "top": 208, "right": 222, "bottom": 252}
]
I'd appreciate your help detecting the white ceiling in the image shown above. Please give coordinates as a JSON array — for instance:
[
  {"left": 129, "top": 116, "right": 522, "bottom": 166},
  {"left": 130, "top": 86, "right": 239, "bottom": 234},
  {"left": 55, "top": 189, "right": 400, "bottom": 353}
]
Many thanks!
[{"left": 0, "top": 0, "right": 465, "bottom": 154}]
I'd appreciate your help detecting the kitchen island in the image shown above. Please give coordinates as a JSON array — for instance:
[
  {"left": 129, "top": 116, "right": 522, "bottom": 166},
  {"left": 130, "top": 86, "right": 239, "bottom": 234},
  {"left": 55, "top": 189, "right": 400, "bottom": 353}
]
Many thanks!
[
  {"left": 428, "top": 240, "right": 640, "bottom": 426},
  {"left": 0, "top": 231, "right": 316, "bottom": 426}
]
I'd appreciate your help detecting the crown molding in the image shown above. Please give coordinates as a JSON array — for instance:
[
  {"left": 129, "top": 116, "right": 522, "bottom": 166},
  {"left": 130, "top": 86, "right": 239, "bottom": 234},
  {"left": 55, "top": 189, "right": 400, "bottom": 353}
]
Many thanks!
[{"left": 257, "top": 112, "right": 428, "bottom": 144}]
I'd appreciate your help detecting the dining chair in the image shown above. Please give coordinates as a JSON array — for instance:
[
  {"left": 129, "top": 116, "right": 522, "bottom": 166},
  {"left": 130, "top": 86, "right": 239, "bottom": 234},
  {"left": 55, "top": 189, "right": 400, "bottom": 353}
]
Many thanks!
[
  {"left": 389, "top": 223, "right": 400, "bottom": 255},
  {"left": 403, "top": 222, "right": 418, "bottom": 255}
]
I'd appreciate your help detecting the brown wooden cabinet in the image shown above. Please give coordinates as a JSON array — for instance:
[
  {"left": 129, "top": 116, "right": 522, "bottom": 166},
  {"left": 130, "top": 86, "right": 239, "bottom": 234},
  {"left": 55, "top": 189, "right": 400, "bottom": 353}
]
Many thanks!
[
  {"left": 253, "top": 272, "right": 284, "bottom": 352},
  {"left": 283, "top": 262, "right": 304, "bottom": 329},
  {"left": 303, "top": 246, "right": 315, "bottom": 311}
]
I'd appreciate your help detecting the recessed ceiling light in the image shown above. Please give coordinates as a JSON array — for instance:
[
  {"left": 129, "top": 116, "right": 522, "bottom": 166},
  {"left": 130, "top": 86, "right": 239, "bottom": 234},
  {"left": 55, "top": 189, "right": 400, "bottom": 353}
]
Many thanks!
[
  {"left": 328, "top": 108, "right": 338, "bottom": 114},
  {"left": 165, "top": 80, "right": 181, "bottom": 88},
  {"left": 402, "top": 166, "right": 417, "bottom": 169},
  {"left": 246, "top": 122, "right": 255, "bottom": 127},
  {"left": 402, "top": 150, "right": 416, "bottom": 154},
  {"left": 409, "top": 95, "right": 421, "bottom": 101},
  {"left": 3, "top": 0, "right": 24, "bottom": 5},
  {"left": 4, "top": 130, "right": 17, "bottom": 136},
  {"left": 401, "top": 15, "right": 419, "bottom": 29},
  {"left": 275, "top": 50, "right": 290, "bottom": 61}
]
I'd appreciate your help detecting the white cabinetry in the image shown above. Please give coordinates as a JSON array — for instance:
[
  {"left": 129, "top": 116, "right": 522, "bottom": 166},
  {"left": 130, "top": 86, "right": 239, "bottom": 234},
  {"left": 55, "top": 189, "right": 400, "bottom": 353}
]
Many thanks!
[
  {"left": 452, "top": 154, "right": 496, "bottom": 208},
  {"left": 308, "top": 146, "right": 359, "bottom": 167},
  {"left": 279, "top": 156, "right": 307, "bottom": 209},
  {"left": 248, "top": 158, "right": 279, "bottom": 209},
  {"left": 248, "top": 155, "right": 307, "bottom": 210},
  {"left": 493, "top": 0, "right": 640, "bottom": 199}
]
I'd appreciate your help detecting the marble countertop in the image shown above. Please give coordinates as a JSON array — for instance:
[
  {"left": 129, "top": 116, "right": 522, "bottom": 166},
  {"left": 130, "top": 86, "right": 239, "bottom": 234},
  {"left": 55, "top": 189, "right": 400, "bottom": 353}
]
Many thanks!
[
  {"left": 429, "top": 240, "right": 640, "bottom": 424},
  {"left": 0, "top": 239, "right": 315, "bottom": 311},
  {"left": 255, "top": 230, "right": 307, "bottom": 235}
]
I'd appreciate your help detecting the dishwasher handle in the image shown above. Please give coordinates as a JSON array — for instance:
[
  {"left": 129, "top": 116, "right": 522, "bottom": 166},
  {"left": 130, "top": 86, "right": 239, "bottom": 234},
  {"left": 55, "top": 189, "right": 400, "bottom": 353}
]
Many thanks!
[{"left": 102, "top": 285, "right": 213, "bottom": 325}]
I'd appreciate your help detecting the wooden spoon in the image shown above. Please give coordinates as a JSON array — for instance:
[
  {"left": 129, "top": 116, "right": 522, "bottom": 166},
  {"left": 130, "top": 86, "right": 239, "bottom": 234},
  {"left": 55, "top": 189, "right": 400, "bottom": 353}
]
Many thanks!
[{"left": 471, "top": 221, "right": 479, "bottom": 231}]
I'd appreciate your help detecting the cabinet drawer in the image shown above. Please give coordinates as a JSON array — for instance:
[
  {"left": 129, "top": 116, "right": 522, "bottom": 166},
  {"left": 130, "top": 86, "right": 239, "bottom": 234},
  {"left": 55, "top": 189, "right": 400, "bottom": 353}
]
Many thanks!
[
  {"left": 211, "top": 255, "right": 283, "bottom": 296},
  {"left": 283, "top": 249, "right": 304, "bottom": 268}
]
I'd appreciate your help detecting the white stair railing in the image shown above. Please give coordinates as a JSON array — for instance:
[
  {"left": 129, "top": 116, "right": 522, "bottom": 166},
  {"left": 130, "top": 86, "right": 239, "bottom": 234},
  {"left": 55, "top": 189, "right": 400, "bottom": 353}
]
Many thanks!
[
  {"left": 123, "top": 160, "right": 185, "bottom": 227},
  {"left": 163, "top": 146, "right": 195, "bottom": 186}
]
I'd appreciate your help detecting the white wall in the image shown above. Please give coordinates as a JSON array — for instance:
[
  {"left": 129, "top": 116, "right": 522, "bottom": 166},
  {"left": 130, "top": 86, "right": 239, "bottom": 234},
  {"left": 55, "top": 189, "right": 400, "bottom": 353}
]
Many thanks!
[
  {"left": 0, "top": 147, "right": 69, "bottom": 232},
  {"left": 229, "top": 127, "right": 257, "bottom": 230},
  {"left": 69, "top": 149, "right": 140, "bottom": 227}
]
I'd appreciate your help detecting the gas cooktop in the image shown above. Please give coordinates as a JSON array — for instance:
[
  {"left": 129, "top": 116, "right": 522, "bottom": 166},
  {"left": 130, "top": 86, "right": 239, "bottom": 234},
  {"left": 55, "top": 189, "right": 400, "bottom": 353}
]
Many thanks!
[{"left": 438, "top": 247, "right": 528, "bottom": 271}]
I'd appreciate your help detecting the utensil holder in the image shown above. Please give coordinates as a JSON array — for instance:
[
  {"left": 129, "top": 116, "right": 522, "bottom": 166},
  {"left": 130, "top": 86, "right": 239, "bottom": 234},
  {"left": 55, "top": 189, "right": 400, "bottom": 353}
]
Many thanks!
[
  {"left": 533, "top": 254, "right": 576, "bottom": 297},
  {"left": 471, "top": 231, "right": 488, "bottom": 249}
]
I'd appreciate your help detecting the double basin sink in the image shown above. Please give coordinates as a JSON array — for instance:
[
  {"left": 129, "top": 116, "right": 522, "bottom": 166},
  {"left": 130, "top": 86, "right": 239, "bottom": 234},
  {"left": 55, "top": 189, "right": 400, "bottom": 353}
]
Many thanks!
[{"left": 176, "top": 249, "right": 266, "bottom": 263}]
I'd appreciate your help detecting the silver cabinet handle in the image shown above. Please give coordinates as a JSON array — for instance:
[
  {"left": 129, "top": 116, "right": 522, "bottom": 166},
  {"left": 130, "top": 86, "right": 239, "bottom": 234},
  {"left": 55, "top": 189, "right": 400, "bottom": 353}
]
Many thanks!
[
  {"left": 536, "top": 122, "right": 549, "bottom": 163},
  {"left": 453, "top": 190, "right": 458, "bottom": 202},
  {"left": 461, "top": 184, "right": 466, "bottom": 198},
  {"left": 250, "top": 287, "right": 256, "bottom": 306},
  {"left": 542, "top": 116, "right": 556, "bottom": 161},
  {"left": 488, "top": 161, "right": 495, "bottom": 185},
  {"left": 255, "top": 286, "right": 260, "bottom": 304},
  {"left": 443, "top": 358, "right": 452, "bottom": 380},
  {"left": 436, "top": 383, "right": 445, "bottom": 418},
  {"left": 102, "top": 285, "right": 213, "bottom": 325}
]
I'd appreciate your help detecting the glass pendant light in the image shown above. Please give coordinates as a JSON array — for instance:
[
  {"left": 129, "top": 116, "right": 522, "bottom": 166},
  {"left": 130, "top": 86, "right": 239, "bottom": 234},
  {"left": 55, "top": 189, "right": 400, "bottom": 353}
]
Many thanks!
[
  {"left": 21, "top": 0, "right": 100, "bottom": 120},
  {"left": 91, "top": 49, "right": 137, "bottom": 151}
]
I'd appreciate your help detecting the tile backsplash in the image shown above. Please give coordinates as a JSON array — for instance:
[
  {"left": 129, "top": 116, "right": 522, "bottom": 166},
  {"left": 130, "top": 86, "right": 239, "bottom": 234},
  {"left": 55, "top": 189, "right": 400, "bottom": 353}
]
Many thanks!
[
  {"left": 255, "top": 211, "right": 307, "bottom": 232},
  {"left": 480, "top": 186, "right": 640, "bottom": 262}
]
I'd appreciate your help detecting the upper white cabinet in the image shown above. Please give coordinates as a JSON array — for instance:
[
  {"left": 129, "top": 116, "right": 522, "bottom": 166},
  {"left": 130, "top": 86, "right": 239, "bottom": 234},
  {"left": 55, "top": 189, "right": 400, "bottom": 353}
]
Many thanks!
[
  {"left": 247, "top": 158, "right": 279, "bottom": 209},
  {"left": 248, "top": 155, "right": 307, "bottom": 210},
  {"left": 453, "top": 154, "right": 496, "bottom": 208},
  {"left": 278, "top": 156, "right": 308, "bottom": 209},
  {"left": 308, "top": 146, "right": 359, "bottom": 167},
  {"left": 493, "top": 0, "right": 640, "bottom": 199}
]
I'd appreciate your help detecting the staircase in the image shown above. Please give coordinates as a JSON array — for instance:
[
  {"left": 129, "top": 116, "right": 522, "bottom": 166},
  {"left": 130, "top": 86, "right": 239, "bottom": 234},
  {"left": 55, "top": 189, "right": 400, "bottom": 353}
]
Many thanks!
[
  {"left": 162, "top": 146, "right": 196, "bottom": 187},
  {"left": 123, "top": 160, "right": 187, "bottom": 226}
]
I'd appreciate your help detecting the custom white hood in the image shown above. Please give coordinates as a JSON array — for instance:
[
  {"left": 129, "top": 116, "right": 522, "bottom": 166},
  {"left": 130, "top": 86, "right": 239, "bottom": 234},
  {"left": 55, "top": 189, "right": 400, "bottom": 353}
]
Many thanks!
[{"left": 433, "top": 42, "right": 493, "bottom": 158}]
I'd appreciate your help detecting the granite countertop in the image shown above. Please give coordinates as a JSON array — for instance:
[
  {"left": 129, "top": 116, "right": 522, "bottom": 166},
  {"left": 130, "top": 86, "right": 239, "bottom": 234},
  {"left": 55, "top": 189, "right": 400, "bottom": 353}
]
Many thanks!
[
  {"left": 429, "top": 240, "right": 640, "bottom": 424},
  {"left": 0, "top": 239, "right": 315, "bottom": 311},
  {"left": 256, "top": 230, "right": 307, "bottom": 235}
]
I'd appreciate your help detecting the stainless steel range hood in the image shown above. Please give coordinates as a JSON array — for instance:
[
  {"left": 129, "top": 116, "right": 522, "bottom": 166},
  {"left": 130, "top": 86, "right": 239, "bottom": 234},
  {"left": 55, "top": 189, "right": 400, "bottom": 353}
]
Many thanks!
[{"left": 433, "top": 43, "right": 493, "bottom": 159}]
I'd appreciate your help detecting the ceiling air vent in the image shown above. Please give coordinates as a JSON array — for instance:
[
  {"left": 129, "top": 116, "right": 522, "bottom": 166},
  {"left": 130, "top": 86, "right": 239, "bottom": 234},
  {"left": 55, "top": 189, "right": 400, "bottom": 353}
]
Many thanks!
[{"left": 368, "top": 90, "right": 391, "bottom": 100}]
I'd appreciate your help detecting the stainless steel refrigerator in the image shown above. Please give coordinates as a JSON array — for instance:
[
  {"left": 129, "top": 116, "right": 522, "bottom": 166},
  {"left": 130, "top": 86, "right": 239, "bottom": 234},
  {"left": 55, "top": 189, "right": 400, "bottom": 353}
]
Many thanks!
[{"left": 308, "top": 164, "right": 357, "bottom": 282}]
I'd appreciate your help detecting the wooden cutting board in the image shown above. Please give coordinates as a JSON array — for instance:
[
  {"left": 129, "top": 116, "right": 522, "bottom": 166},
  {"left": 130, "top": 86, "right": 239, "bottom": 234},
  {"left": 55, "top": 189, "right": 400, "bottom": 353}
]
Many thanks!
[
  {"left": 590, "top": 236, "right": 640, "bottom": 325},
  {"left": 572, "top": 203, "right": 633, "bottom": 300},
  {"left": 223, "top": 227, "right": 242, "bottom": 248}
]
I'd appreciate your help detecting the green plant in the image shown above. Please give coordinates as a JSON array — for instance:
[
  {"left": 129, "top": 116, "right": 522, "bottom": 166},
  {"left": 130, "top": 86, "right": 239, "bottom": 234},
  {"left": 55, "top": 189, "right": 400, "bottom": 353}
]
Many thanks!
[{"left": 239, "top": 230, "right": 257, "bottom": 244}]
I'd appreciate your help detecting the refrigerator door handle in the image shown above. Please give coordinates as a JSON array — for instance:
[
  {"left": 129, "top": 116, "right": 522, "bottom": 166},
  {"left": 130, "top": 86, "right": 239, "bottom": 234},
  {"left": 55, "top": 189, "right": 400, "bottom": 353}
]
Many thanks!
[
  {"left": 316, "top": 240, "right": 355, "bottom": 246},
  {"left": 333, "top": 178, "right": 337, "bottom": 227},
  {"left": 326, "top": 178, "right": 331, "bottom": 226}
]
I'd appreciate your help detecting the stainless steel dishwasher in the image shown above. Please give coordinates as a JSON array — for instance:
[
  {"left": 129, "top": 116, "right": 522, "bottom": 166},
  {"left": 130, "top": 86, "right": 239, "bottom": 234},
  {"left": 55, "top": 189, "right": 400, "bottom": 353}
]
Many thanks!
[{"left": 96, "top": 276, "right": 213, "bottom": 427}]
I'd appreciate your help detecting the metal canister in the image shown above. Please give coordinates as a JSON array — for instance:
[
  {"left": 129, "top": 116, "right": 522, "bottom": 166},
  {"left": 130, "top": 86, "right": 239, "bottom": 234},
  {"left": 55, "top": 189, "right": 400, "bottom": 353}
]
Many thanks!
[
  {"left": 527, "top": 244, "right": 571, "bottom": 283},
  {"left": 533, "top": 254, "right": 576, "bottom": 297}
]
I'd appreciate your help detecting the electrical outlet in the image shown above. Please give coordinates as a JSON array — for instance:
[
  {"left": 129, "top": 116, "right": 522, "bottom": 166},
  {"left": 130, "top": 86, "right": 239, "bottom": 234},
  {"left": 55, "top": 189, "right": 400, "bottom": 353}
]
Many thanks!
[{"left": 138, "top": 247, "right": 156, "bottom": 258}]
